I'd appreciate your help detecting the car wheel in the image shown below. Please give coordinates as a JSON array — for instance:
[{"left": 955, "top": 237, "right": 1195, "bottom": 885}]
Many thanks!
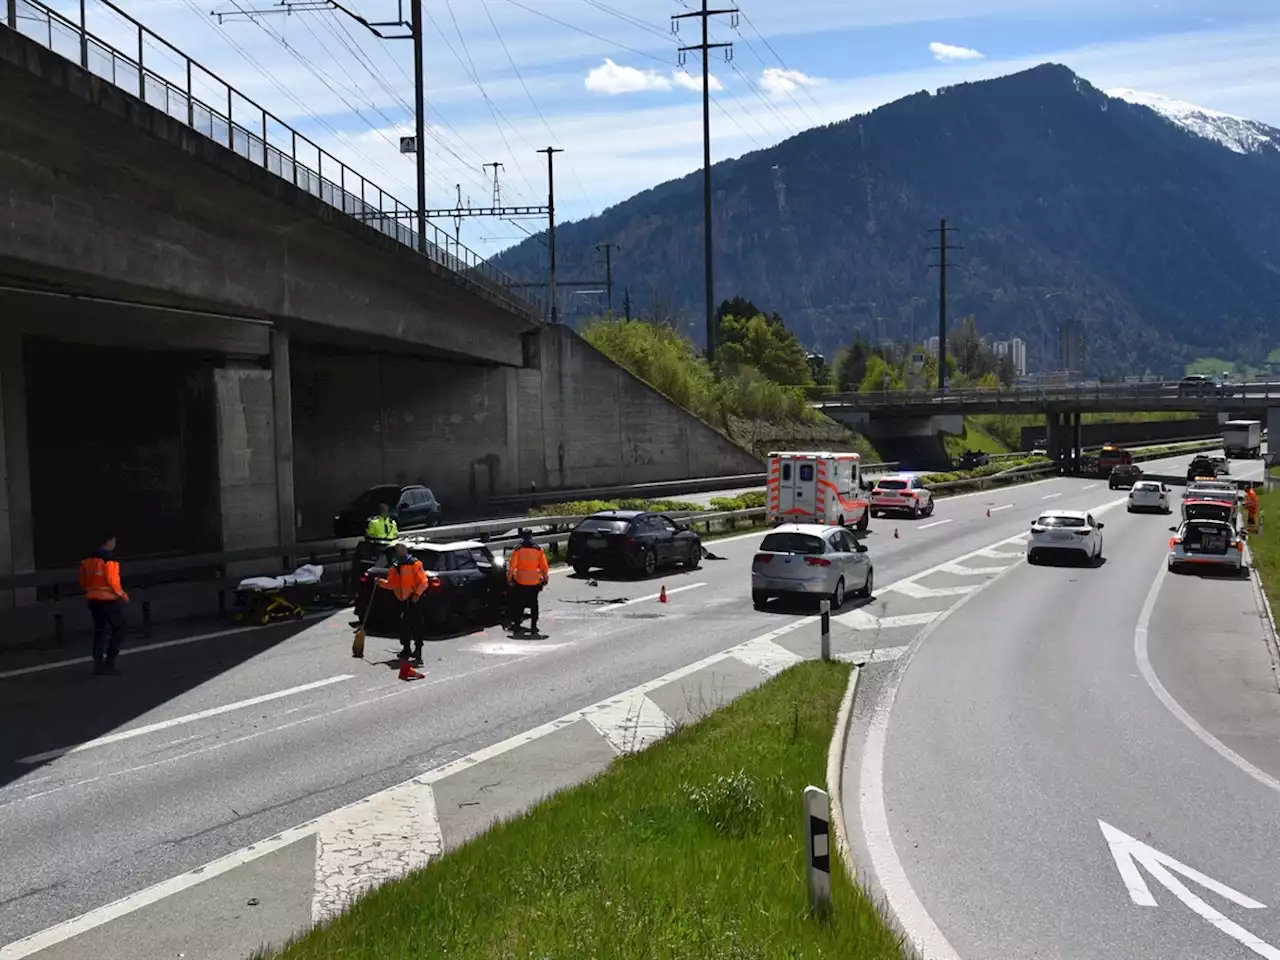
[
  {"left": 1127, "top": 506, "right": 1135, "bottom": 513},
  {"left": 572, "top": 564, "right": 591, "bottom": 577},
  {"left": 752, "top": 590, "right": 769, "bottom": 610},
  {"left": 870, "top": 509, "right": 879, "bottom": 519},
  {"left": 642, "top": 549, "right": 657, "bottom": 577},
  {"left": 912, "top": 501, "right": 922, "bottom": 519},
  {"left": 685, "top": 542, "right": 702, "bottom": 569},
  {"left": 831, "top": 577, "right": 846, "bottom": 611},
  {"left": 1028, "top": 549, "right": 1040, "bottom": 565},
  {"left": 857, "top": 566, "right": 874, "bottom": 599},
  {"left": 856, "top": 510, "right": 869, "bottom": 532},
  {"left": 926, "top": 499, "right": 936, "bottom": 517}
]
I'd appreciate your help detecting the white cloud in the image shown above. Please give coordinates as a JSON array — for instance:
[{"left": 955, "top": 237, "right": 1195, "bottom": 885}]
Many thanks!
[
  {"left": 759, "top": 67, "right": 821, "bottom": 98},
  {"left": 583, "top": 58, "right": 722, "bottom": 95},
  {"left": 584, "top": 58, "right": 674, "bottom": 95},
  {"left": 672, "top": 69, "right": 724, "bottom": 93},
  {"left": 930, "top": 41, "right": 986, "bottom": 62}
]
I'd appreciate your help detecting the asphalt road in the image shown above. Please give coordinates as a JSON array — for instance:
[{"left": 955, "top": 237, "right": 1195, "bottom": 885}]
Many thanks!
[
  {"left": 844, "top": 452, "right": 1280, "bottom": 960},
  {"left": 0, "top": 447, "right": 1249, "bottom": 949}
]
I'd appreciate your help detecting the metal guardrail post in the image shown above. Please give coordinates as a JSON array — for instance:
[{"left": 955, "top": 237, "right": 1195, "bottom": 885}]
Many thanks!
[
  {"left": 7, "top": 0, "right": 16, "bottom": 30},
  {"left": 78, "top": 0, "right": 87, "bottom": 68},
  {"left": 135, "top": 22, "right": 143, "bottom": 99}
]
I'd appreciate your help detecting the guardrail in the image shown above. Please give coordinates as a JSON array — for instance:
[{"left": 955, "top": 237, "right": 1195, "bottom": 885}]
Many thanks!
[
  {"left": 812, "top": 379, "right": 1280, "bottom": 409},
  {"left": 4, "top": 0, "right": 543, "bottom": 319}
]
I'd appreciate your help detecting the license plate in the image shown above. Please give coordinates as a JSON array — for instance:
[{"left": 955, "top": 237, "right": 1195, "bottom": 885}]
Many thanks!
[
  {"left": 1051, "top": 533, "right": 1072, "bottom": 542},
  {"left": 588, "top": 537, "right": 606, "bottom": 549}
]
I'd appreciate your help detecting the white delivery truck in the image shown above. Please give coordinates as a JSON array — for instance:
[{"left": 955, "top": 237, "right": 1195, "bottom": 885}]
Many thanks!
[
  {"left": 1222, "top": 420, "right": 1262, "bottom": 459},
  {"left": 766, "top": 451, "right": 871, "bottom": 531}
]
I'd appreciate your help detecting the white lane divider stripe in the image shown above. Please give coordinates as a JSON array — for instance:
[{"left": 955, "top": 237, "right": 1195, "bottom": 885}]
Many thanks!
[
  {"left": 917, "top": 518, "right": 954, "bottom": 530},
  {"left": 18, "top": 675, "right": 354, "bottom": 764},
  {"left": 1042, "top": 492, "right": 1062, "bottom": 499},
  {"left": 602, "top": 582, "right": 706, "bottom": 610},
  {"left": 1082, "top": 483, "right": 1099, "bottom": 490},
  {"left": 988, "top": 503, "right": 1014, "bottom": 513}
]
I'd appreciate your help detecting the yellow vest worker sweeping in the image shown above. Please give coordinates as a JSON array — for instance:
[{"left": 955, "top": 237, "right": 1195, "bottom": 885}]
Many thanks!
[{"left": 507, "top": 529, "right": 549, "bottom": 635}]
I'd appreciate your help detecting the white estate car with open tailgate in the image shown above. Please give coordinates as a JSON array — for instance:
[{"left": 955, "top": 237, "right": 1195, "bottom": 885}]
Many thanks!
[{"left": 1026, "top": 509, "right": 1105, "bottom": 565}]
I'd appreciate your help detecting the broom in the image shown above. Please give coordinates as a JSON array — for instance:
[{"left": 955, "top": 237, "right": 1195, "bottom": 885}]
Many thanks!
[{"left": 352, "top": 586, "right": 378, "bottom": 659}]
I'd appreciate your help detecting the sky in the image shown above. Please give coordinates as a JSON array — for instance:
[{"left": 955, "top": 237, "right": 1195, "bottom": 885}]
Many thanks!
[{"left": 35, "top": 0, "right": 1280, "bottom": 261}]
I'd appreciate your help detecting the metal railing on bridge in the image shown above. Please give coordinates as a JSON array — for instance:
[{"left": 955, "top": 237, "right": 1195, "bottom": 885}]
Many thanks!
[
  {"left": 3, "top": 0, "right": 544, "bottom": 319},
  {"left": 809, "top": 379, "right": 1280, "bottom": 411}
]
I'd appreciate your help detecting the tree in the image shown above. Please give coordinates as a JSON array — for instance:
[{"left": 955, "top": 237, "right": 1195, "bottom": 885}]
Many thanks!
[
  {"left": 997, "top": 352, "right": 1016, "bottom": 386},
  {"left": 807, "top": 353, "right": 830, "bottom": 386},
  {"left": 716, "top": 312, "right": 812, "bottom": 386},
  {"left": 834, "top": 339, "right": 870, "bottom": 392},
  {"left": 859, "top": 353, "right": 904, "bottom": 392},
  {"left": 716, "top": 296, "right": 764, "bottom": 323}
]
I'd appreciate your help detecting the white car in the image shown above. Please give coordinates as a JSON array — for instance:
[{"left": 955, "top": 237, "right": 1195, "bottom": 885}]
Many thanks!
[
  {"left": 751, "top": 523, "right": 874, "bottom": 609},
  {"left": 1168, "top": 519, "right": 1247, "bottom": 576},
  {"left": 1127, "top": 480, "right": 1171, "bottom": 514},
  {"left": 1027, "top": 509, "right": 1105, "bottom": 566},
  {"left": 869, "top": 474, "right": 935, "bottom": 519}
]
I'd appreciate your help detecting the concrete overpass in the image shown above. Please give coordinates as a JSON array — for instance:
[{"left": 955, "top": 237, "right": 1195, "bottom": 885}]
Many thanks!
[
  {"left": 0, "top": 1, "right": 761, "bottom": 624},
  {"left": 817, "top": 380, "right": 1280, "bottom": 472}
]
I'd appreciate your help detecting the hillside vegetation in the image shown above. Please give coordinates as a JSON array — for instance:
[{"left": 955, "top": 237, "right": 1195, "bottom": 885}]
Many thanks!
[{"left": 497, "top": 63, "right": 1280, "bottom": 375}]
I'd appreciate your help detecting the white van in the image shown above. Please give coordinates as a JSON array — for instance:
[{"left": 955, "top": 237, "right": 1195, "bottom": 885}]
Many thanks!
[{"left": 766, "top": 451, "right": 870, "bottom": 530}]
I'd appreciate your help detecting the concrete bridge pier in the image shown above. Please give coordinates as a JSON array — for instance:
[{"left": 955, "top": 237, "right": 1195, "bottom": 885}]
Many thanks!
[{"left": 1046, "top": 412, "right": 1083, "bottom": 474}]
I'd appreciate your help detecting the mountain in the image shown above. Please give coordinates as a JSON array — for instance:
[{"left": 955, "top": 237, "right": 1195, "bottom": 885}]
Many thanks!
[
  {"left": 1105, "top": 88, "right": 1280, "bottom": 156},
  {"left": 494, "top": 64, "right": 1280, "bottom": 376}
]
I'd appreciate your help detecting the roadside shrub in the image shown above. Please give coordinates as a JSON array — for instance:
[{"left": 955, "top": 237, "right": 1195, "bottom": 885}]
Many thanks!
[{"left": 529, "top": 498, "right": 703, "bottom": 518}]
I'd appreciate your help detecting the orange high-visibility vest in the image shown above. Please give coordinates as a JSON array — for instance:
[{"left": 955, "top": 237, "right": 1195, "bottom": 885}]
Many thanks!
[
  {"left": 508, "top": 545, "right": 549, "bottom": 587},
  {"left": 378, "top": 556, "right": 428, "bottom": 601},
  {"left": 79, "top": 556, "right": 128, "bottom": 602}
]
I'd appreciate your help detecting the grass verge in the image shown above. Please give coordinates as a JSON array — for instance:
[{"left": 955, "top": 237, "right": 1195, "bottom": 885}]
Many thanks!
[
  {"left": 943, "top": 419, "right": 1010, "bottom": 458},
  {"left": 259, "top": 660, "right": 906, "bottom": 960},
  {"left": 1248, "top": 489, "right": 1280, "bottom": 611}
]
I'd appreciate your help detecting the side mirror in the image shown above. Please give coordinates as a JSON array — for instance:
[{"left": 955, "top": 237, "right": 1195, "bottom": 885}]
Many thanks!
[
  {"left": 856, "top": 542, "right": 868, "bottom": 553},
  {"left": 1097, "top": 523, "right": 1105, "bottom": 530},
  {"left": 1168, "top": 526, "right": 1177, "bottom": 532}
]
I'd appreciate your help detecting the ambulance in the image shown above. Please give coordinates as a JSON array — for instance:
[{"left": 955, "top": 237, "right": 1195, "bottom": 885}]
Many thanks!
[{"left": 766, "top": 451, "right": 871, "bottom": 530}]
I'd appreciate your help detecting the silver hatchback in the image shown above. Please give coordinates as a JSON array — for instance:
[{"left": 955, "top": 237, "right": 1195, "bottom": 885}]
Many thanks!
[{"left": 751, "top": 523, "right": 873, "bottom": 610}]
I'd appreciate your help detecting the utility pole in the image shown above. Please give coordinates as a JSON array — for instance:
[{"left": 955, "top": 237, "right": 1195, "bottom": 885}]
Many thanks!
[
  {"left": 672, "top": 0, "right": 737, "bottom": 362},
  {"left": 595, "top": 242, "right": 620, "bottom": 315},
  {"left": 927, "top": 218, "right": 962, "bottom": 392},
  {"left": 623, "top": 286, "right": 633, "bottom": 320},
  {"left": 538, "top": 147, "right": 564, "bottom": 323},
  {"left": 483, "top": 162, "right": 504, "bottom": 205},
  {"left": 212, "top": 0, "right": 426, "bottom": 253}
]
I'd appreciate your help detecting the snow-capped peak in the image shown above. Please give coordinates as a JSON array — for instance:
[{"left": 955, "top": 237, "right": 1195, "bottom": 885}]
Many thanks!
[{"left": 1105, "top": 87, "right": 1280, "bottom": 156}]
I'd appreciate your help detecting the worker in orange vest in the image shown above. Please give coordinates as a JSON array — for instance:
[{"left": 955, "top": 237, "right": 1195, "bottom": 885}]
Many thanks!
[
  {"left": 377, "top": 541, "right": 429, "bottom": 665},
  {"left": 507, "top": 529, "right": 550, "bottom": 635},
  {"left": 79, "top": 534, "right": 129, "bottom": 676},
  {"left": 1245, "top": 485, "right": 1260, "bottom": 529}
]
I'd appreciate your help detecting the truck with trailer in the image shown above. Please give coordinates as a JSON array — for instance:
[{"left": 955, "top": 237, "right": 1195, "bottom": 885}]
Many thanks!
[
  {"left": 766, "top": 451, "right": 871, "bottom": 531},
  {"left": 1222, "top": 420, "right": 1262, "bottom": 459}
]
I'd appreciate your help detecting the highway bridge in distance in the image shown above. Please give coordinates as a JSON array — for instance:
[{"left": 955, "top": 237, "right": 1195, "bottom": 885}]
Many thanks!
[{"left": 812, "top": 379, "right": 1280, "bottom": 417}]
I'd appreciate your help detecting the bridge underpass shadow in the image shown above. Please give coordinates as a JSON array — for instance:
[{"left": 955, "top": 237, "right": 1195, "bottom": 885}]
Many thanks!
[{"left": 0, "top": 614, "right": 325, "bottom": 791}]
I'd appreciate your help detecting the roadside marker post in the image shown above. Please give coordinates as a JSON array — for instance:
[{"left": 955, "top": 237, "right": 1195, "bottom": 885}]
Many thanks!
[
  {"left": 819, "top": 600, "right": 831, "bottom": 660},
  {"left": 804, "top": 785, "right": 832, "bottom": 912}
]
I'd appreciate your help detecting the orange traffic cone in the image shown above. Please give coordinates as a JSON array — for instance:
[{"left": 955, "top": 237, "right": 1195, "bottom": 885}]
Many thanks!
[
  {"left": 894, "top": 527, "right": 899, "bottom": 539},
  {"left": 659, "top": 585, "right": 668, "bottom": 603},
  {"left": 398, "top": 661, "right": 424, "bottom": 681}
]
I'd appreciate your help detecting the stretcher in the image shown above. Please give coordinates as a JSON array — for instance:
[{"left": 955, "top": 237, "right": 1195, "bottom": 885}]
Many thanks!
[{"left": 232, "top": 564, "right": 325, "bottom": 625}]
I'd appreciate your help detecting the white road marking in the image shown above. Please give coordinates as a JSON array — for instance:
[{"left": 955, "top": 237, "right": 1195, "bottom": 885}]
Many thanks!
[
  {"left": 18, "top": 675, "right": 354, "bottom": 764},
  {"left": 1100, "top": 820, "right": 1279, "bottom": 959},
  {"left": 602, "top": 582, "right": 706, "bottom": 609},
  {"left": 835, "top": 610, "right": 943, "bottom": 631},
  {"left": 733, "top": 637, "right": 805, "bottom": 676},
  {"left": 1042, "top": 492, "right": 1062, "bottom": 500},
  {"left": 836, "top": 645, "right": 909, "bottom": 664},
  {"left": 586, "top": 693, "right": 674, "bottom": 754},
  {"left": 312, "top": 779, "right": 443, "bottom": 924},
  {"left": 938, "top": 561, "right": 1010, "bottom": 577},
  {"left": 465, "top": 642, "right": 571, "bottom": 656},
  {"left": 0, "top": 616, "right": 333, "bottom": 680},
  {"left": 988, "top": 503, "right": 1014, "bottom": 513},
  {"left": 1134, "top": 559, "right": 1280, "bottom": 797},
  {"left": 1082, "top": 483, "right": 1099, "bottom": 490},
  {"left": 886, "top": 580, "right": 980, "bottom": 600},
  {"left": 918, "top": 518, "right": 954, "bottom": 530}
]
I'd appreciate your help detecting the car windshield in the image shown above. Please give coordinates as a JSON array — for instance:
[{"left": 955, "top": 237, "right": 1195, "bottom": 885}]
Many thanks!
[
  {"left": 1037, "top": 515, "right": 1086, "bottom": 528},
  {"left": 760, "top": 532, "right": 827, "bottom": 555},
  {"left": 576, "top": 517, "right": 630, "bottom": 534},
  {"left": 878, "top": 480, "right": 908, "bottom": 490}
]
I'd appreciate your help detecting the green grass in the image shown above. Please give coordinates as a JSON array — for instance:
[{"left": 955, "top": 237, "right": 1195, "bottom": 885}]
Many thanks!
[
  {"left": 1186, "top": 357, "right": 1269, "bottom": 379},
  {"left": 942, "top": 419, "right": 1010, "bottom": 458},
  {"left": 1248, "top": 489, "right": 1280, "bottom": 609},
  {"left": 529, "top": 498, "right": 705, "bottom": 518},
  {"left": 259, "top": 661, "right": 906, "bottom": 960}
]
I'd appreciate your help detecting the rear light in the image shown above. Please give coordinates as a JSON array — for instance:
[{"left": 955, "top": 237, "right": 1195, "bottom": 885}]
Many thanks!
[
  {"left": 360, "top": 572, "right": 370, "bottom": 583},
  {"left": 805, "top": 556, "right": 831, "bottom": 567},
  {"left": 753, "top": 553, "right": 772, "bottom": 564},
  {"left": 427, "top": 576, "right": 443, "bottom": 591},
  {"left": 1169, "top": 537, "right": 1181, "bottom": 548}
]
